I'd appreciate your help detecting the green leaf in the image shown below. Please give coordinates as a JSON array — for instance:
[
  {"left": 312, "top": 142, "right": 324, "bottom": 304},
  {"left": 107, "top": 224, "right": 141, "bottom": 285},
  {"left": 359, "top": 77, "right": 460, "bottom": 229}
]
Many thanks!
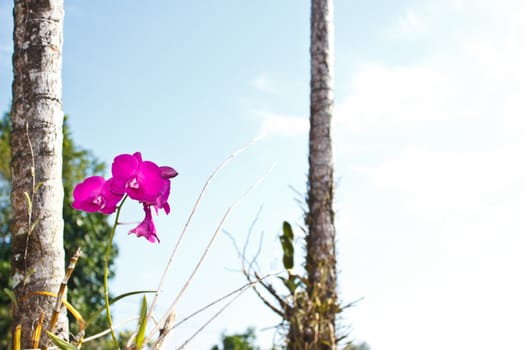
[
  {"left": 278, "top": 276, "right": 296, "bottom": 293},
  {"left": 135, "top": 295, "right": 148, "bottom": 349},
  {"left": 46, "top": 331, "right": 77, "bottom": 350},
  {"left": 22, "top": 268, "right": 35, "bottom": 286},
  {"left": 29, "top": 218, "right": 41, "bottom": 234},
  {"left": 282, "top": 253, "right": 294, "bottom": 270},
  {"left": 23, "top": 191, "right": 32, "bottom": 215},
  {"left": 279, "top": 236, "right": 293, "bottom": 257},
  {"left": 34, "top": 181, "right": 43, "bottom": 193},
  {"left": 282, "top": 221, "right": 293, "bottom": 240},
  {"left": 280, "top": 221, "right": 295, "bottom": 270},
  {"left": 3, "top": 288, "right": 17, "bottom": 307},
  {"left": 85, "top": 290, "right": 156, "bottom": 327}
]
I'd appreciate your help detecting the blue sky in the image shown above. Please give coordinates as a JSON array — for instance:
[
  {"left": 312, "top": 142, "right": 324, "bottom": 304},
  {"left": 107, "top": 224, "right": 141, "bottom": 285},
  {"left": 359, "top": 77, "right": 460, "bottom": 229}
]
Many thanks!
[{"left": 2, "top": 1, "right": 525, "bottom": 349}]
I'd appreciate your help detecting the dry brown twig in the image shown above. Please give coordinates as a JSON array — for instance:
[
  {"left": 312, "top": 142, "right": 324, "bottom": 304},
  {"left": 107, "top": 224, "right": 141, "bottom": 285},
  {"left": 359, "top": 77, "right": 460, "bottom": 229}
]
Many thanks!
[{"left": 227, "top": 211, "right": 290, "bottom": 319}]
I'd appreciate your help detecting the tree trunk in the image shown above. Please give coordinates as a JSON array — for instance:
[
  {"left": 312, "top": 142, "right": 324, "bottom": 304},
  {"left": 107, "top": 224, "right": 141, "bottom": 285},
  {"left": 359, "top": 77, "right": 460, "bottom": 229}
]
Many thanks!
[
  {"left": 10, "top": 0, "right": 68, "bottom": 347},
  {"left": 303, "top": 0, "right": 337, "bottom": 348}
]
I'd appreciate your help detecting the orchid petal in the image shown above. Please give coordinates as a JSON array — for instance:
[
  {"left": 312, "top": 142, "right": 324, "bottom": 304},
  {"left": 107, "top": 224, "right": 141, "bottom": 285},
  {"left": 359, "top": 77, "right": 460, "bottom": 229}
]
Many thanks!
[
  {"left": 111, "top": 154, "right": 139, "bottom": 194},
  {"left": 160, "top": 166, "right": 178, "bottom": 179},
  {"left": 72, "top": 176, "right": 123, "bottom": 214},
  {"left": 129, "top": 205, "right": 159, "bottom": 243}
]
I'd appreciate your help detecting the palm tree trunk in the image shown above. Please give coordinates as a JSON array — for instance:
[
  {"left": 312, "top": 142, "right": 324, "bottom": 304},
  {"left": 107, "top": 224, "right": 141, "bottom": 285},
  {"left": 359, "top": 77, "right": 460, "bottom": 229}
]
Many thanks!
[
  {"left": 304, "top": 0, "right": 337, "bottom": 348},
  {"left": 10, "top": 0, "right": 68, "bottom": 346}
]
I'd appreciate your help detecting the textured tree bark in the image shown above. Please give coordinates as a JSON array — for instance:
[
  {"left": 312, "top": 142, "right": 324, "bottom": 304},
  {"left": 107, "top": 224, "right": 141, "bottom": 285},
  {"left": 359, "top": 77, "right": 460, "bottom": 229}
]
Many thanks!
[
  {"left": 302, "top": 0, "right": 337, "bottom": 348},
  {"left": 10, "top": 0, "right": 68, "bottom": 347}
]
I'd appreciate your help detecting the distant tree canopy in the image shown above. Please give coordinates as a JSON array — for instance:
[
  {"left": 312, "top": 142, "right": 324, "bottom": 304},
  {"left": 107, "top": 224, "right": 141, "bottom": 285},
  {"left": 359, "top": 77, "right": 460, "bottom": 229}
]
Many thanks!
[
  {"left": 211, "top": 327, "right": 261, "bottom": 350},
  {"left": 0, "top": 113, "right": 118, "bottom": 349}
]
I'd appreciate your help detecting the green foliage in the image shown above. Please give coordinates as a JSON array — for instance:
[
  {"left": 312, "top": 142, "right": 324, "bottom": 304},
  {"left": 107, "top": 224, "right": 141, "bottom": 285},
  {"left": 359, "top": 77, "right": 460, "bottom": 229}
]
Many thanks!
[
  {"left": 211, "top": 327, "right": 260, "bottom": 350},
  {"left": 0, "top": 113, "right": 14, "bottom": 350},
  {"left": 46, "top": 331, "right": 78, "bottom": 350},
  {"left": 0, "top": 113, "right": 118, "bottom": 348},
  {"left": 250, "top": 221, "right": 342, "bottom": 349},
  {"left": 277, "top": 221, "right": 305, "bottom": 295},
  {"left": 280, "top": 221, "right": 294, "bottom": 270},
  {"left": 135, "top": 295, "right": 148, "bottom": 349}
]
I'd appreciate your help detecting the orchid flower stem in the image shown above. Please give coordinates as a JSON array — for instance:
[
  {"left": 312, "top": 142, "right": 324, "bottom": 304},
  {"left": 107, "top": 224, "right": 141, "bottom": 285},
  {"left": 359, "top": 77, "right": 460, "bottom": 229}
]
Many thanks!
[{"left": 104, "top": 195, "right": 128, "bottom": 349}]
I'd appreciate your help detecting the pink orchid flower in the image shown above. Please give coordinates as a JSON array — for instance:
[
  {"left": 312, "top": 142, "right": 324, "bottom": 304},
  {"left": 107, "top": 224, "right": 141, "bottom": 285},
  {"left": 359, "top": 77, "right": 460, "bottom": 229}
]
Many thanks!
[
  {"left": 72, "top": 176, "right": 123, "bottom": 214},
  {"left": 72, "top": 152, "right": 178, "bottom": 243},
  {"left": 110, "top": 152, "right": 176, "bottom": 214}
]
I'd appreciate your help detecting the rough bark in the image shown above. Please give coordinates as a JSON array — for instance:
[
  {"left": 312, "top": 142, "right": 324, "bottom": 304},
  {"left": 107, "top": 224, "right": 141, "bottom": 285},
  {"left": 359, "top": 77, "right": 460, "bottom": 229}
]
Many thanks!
[
  {"left": 301, "top": 0, "right": 338, "bottom": 348},
  {"left": 10, "top": 0, "right": 68, "bottom": 347}
]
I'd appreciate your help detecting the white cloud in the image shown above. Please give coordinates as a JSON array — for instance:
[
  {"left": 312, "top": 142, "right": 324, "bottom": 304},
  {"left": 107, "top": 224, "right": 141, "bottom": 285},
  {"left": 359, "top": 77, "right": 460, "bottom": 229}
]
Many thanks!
[
  {"left": 382, "top": 0, "right": 460, "bottom": 39},
  {"left": 464, "top": 27, "right": 525, "bottom": 82},
  {"left": 503, "top": 88, "right": 525, "bottom": 133},
  {"left": 251, "top": 73, "right": 275, "bottom": 94},
  {"left": 354, "top": 142, "right": 525, "bottom": 218},
  {"left": 335, "top": 0, "right": 525, "bottom": 134},
  {"left": 390, "top": 8, "right": 426, "bottom": 37},
  {"left": 460, "top": 8, "right": 525, "bottom": 138},
  {"left": 341, "top": 153, "right": 525, "bottom": 349},
  {"left": 254, "top": 110, "right": 308, "bottom": 137},
  {"left": 334, "top": 63, "right": 465, "bottom": 131},
  {"left": 333, "top": 2, "right": 525, "bottom": 350}
]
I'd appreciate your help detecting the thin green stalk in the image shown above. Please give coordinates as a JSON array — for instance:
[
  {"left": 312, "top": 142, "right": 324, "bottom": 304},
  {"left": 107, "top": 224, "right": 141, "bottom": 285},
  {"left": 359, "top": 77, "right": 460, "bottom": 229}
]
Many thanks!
[{"left": 104, "top": 195, "right": 127, "bottom": 349}]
